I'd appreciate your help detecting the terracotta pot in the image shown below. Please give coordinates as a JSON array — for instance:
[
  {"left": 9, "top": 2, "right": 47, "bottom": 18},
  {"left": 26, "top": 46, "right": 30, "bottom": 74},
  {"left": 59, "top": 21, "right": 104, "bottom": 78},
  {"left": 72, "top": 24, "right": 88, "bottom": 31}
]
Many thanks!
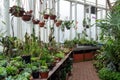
[
  {"left": 44, "top": 14, "right": 49, "bottom": 19},
  {"left": 50, "top": 15, "right": 56, "bottom": 20},
  {"left": 56, "top": 20, "right": 62, "bottom": 27},
  {"left": 39, "top": 21, "right": 45, "bottom": 27},
  {"left": 22, "top": 15, "right": 32, "bottom": 21},
  {"left": 40, "top": 71, "right": 49, "bottom": 79},
  {"left": 32, "top": 19, "right": 40, "bottom": 24}
]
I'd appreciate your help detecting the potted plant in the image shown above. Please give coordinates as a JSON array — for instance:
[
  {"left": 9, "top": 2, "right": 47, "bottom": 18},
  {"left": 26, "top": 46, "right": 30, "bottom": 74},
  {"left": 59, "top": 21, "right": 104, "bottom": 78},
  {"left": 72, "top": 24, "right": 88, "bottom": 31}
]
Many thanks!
[
  {"left": 32, "top": 18, "right": 40, "bottom": 24},
  {"left": 39, "top": 21, "right": 45, "bottom": 27},
  {"left": 9, "top": 5, "right": 25, "bottom": 17},
  {"left": 6, "top": 65, "right": 18, "bottom": 76},
  {"left": 21, "top": 44, "right": 31, "bottom": 63},
  {"left": 22, "top": 10, "right": 32, "bottom": 21},
  {"left": 56, "top": 20, "right": 62, "bottom": 27},
  {"left": 62, "top": 20, "right": 74, "bottom": 30},
  {"left": 55, "top": 51, "right": 64, "bottom": 62},
  {"left": 0, "top": 67, "right": 7, "bottom": 79},
  {"left": 31, "top": 65, "right": 40, "bottom": 79},
  {"left": 82, "top": 18, "right": 90, "bottom": 28},
  {"left": 49, "top": 8, "right": 56, "bottom": 20},
  {"left": 44, "top": 14, "right": 49, "bottom": 19},
  {"left": 21, "top": 33, "right": 32, "bottom": 63},
  {"left": 40, "top": 60, "right": 49, "bottom": 79},
  {"left": 50, "top": 14, "right": 56, "bottom": 20}
]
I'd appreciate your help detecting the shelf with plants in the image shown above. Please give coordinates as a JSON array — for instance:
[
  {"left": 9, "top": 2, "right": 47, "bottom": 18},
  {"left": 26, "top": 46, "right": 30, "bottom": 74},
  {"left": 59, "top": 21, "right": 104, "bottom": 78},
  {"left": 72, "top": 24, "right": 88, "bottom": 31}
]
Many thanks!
[{"left": 0, "top": 31, "right": 73, "bottom": 80}]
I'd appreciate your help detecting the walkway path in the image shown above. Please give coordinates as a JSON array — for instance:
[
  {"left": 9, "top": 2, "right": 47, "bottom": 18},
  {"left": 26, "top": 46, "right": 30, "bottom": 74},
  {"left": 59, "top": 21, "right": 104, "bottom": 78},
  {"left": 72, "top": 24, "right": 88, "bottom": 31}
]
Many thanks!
[{"left": 69, "top": 61, "right": 100, "bottom": 80}]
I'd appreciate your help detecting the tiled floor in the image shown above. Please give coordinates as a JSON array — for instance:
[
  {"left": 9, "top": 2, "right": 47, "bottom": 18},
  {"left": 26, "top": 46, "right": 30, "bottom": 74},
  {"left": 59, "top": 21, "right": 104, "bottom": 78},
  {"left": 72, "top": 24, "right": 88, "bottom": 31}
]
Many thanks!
[{"left": 69, "top": 61, "right": 100, "bottom": 80}]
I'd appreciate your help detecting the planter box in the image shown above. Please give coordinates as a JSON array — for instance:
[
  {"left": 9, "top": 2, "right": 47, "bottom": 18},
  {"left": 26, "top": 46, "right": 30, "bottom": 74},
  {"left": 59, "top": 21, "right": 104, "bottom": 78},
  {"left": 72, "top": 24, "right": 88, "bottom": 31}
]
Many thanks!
[
  {"left": 73, "top": 53, "right": 84, "bottom": 62},
  {"left": 84, "top": 52, "right": 93, "bottom": 60}
]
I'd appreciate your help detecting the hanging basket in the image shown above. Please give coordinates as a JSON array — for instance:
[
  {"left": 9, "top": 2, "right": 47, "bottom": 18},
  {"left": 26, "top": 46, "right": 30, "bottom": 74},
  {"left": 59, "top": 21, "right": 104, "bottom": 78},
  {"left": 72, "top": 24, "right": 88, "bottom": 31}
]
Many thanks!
[
  {"left": 22, "top": 15, "right": 32, "bottom": 21},
  {"left": 44, "top": 14, "right": 49, "bottom": 19},
  {"left": 32, "top": 19, "right": 40, "bottom": 24},
  {"left": 50, "top": 15, "right": 56, "bottom": 20},
  {"left": 22, "top": 11, "right": 32, "bottom": 21},
  {"left": 56, "top": 20, "right": 62, "bottom": 27},
  {"left": 39, "top": 21, "right": 45, "bottom": 27},
  {"left": 9, "top": 5, "right": 25, "bottom": 17}
]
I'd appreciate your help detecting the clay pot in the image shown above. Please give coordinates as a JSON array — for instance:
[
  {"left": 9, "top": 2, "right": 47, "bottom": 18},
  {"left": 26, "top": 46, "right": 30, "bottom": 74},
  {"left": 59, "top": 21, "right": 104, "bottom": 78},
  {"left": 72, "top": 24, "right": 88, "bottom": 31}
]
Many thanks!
[
  {"left": 40, "top": 71, "right": 49, "bottom": 79},
  {"left": 22, "top": 11, "right": 32, "bottom": 21},
  {"left": 39, "top": 21, "right": 45, "bottom": 27},
  {"left": 22, "top": 15, "right": 32, "bottom": 21},
  {"left": 32, "top": 19, "right": 40, "bottom": 24},
  {"left": 50, "top": 15, "right": 56, "bottom": 20},
  {"left": 56, "top": 20, "right": 62, "bottom": 27},
  {"left": 44, "top": 14, "right": 49, "bottom": 19}
]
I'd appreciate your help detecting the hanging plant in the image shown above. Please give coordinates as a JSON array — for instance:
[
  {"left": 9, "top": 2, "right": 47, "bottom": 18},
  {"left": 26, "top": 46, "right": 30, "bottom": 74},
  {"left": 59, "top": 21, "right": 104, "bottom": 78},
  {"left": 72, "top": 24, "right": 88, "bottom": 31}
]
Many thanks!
[
  {"left": 62, "top": 20, "right": 74, "bottom": 30},
  {"left": 56, "top": 20, "right": 62, "bottom": 27},
  {"left": 22, "top": 10, "right": 32, "bottom": 21},
  {"left": 9, "top": 5, "right": 25, "bottom": 17},
  {"left": 49, "top": 8, "right": 56, "bottom": 20},
  {"left": 32, "top": 18, "right": 40, "bottom": 24},
  {"left": 44, "top": 14, "right": 49, "bottom": 19},
  {"left": 82, "top": 18, "right": 91, "bottom": 28},
  {"left": 50, "top": 14, "right": 56, "bottom": 20},
  {"left": 39, "top": 21, "right": 45, "bottom": 27}
]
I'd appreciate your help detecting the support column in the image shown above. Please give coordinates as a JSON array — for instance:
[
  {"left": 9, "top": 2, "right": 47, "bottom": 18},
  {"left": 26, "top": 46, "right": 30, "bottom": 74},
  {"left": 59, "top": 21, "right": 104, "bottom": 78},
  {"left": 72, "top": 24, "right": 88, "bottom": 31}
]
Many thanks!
[
  {"left": 95, "top": 0, "right": 98, "bottom": 41},
  {"left": 89, "top": 6, "right": 91, "bottom": 40},
  {"left": 57, "top": 0, "right": 60, "bottom": 43},
  {"left": 4, "top": 0, "right": 10, "bottom": 36},
  {"left": 75, "top": 2, "right": 77, "bottom": 38},
  {"left": 70, "top": 2, "right": 72, "bottom": 40},
  {"left": 83, "top": 0, "right": 86, "bottom": 38}
]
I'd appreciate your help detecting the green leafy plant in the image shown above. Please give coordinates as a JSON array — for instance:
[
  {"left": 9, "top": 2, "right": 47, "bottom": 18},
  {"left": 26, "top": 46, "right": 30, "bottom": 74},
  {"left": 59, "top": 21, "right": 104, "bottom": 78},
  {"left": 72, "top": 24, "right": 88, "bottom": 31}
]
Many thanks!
[
  {"left": 62, "top": 20, "right": 74, "bottom": 30},
  {"left": 6, "top": 65, "right": 18, "bottom": 76},
  {"left": 40, "top": 60, "right": 49, "bottom": 72},
  {"left": 0, "top": 67, "right": 7, "bottom": 79},
  {"left": 99, "top": 68, "right": 120, "bottom": 80},
  {"left": 55, "top": 52, "right": 64, "bottom": 59}
]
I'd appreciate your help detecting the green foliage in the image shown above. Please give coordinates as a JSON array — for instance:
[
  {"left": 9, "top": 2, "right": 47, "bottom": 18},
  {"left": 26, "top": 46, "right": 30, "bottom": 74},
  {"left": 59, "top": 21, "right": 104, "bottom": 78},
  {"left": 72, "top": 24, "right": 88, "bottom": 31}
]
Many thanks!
[
  {"left": 95, "top": 0, "right": 120, "bottom": 73},
  {"left": 55, "top": 52, "right": 64, "bottom": 59},
  {"left": 0, "top": 67, "right": 7, "bottom": 79},
  {"left": 61, "top": 20, "right": 74, "bottom": 31},
  {"left": 99, "top": 68, "right": 120, "bottom": 80},
  {"left": 6, "top": 65, "right": 18, "bottom": 76},
  {"left": 40, "top": 60, "right": 49, "bottom": 72},
  {"left": 0, "top": 60, "right": 7, "bottom": 67}
]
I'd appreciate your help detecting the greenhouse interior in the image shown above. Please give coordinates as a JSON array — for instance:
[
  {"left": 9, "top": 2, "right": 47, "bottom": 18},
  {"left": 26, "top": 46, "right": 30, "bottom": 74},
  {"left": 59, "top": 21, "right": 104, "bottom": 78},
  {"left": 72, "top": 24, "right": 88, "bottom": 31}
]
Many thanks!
[{"left": 0, "top": 0, "right": 119, "bottom": 80}]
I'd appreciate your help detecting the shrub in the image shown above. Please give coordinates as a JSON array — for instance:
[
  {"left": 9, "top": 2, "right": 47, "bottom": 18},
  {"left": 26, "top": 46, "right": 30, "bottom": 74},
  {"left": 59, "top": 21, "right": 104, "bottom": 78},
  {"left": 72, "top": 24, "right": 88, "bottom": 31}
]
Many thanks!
[{"left": 99, "top": 68, "right": 120, "bottom": 80}]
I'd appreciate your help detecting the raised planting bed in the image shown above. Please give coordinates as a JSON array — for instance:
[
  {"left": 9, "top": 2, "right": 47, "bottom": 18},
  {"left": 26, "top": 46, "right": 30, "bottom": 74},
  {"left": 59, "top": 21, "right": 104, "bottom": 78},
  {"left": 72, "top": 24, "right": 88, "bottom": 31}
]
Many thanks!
[{"left": 73, "top": 46, "right": 100, "bottom": 62}]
